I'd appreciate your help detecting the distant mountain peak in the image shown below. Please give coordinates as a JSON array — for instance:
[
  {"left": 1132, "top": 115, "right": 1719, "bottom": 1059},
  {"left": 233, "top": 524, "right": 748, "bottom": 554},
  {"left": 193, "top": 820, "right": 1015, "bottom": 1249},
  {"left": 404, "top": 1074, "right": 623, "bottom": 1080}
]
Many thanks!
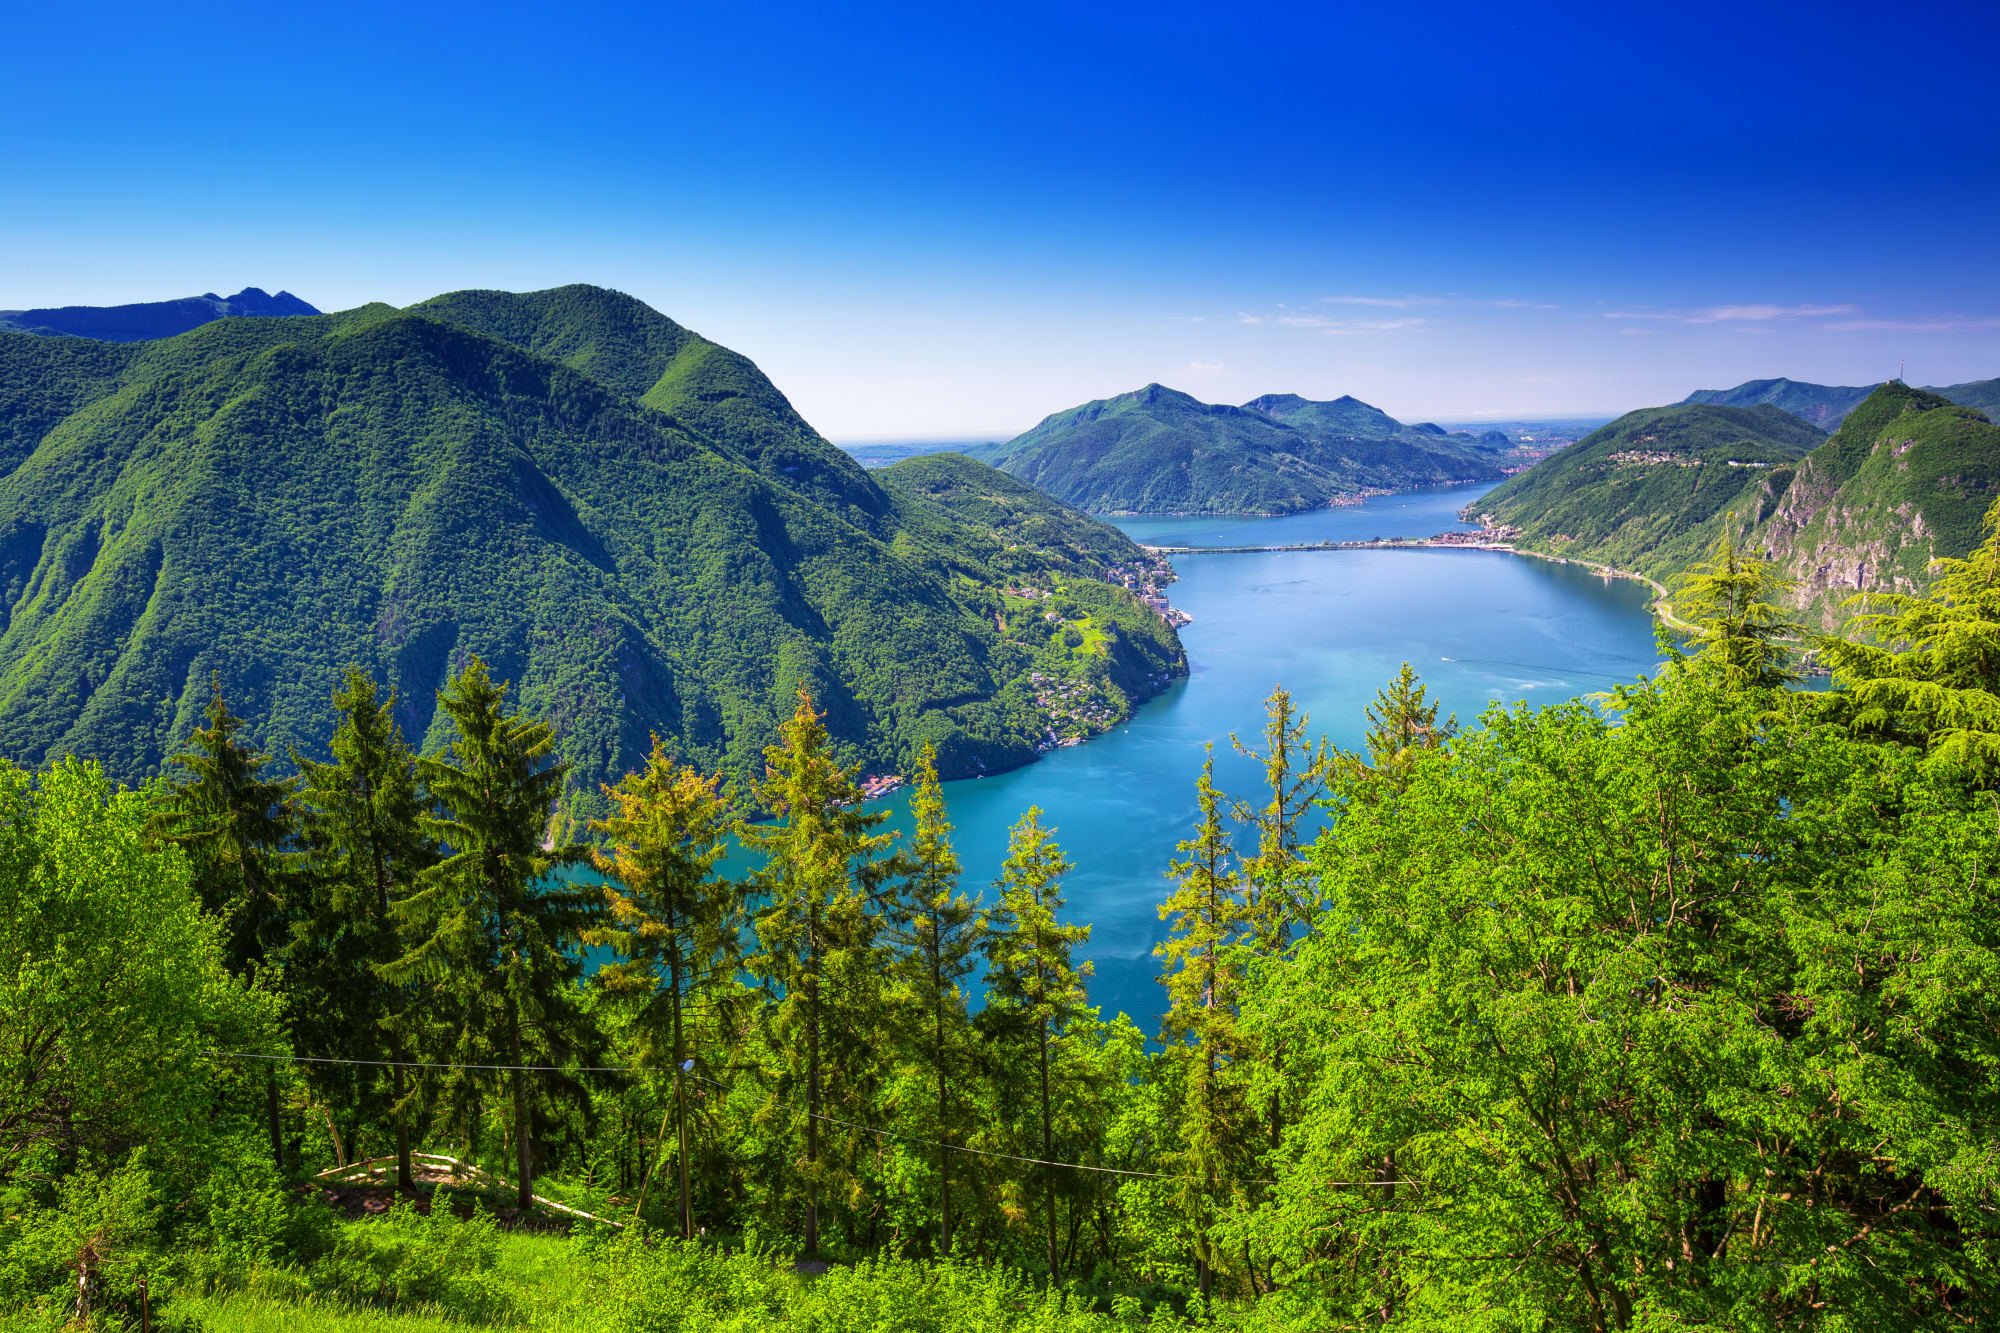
[{"left": 0, "top": 287, "right": 321, "bottom": 342}]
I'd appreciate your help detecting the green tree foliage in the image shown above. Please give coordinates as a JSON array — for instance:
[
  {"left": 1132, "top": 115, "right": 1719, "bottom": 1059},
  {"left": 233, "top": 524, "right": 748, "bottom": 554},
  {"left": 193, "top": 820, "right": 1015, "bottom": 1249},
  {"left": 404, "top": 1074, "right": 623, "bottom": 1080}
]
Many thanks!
[
  {"left": 291, "top": 668, "right": 432, "bottom": 1193},
  {"left": 1356, "top": 660, "right": 1456, "bottom": 788},
  {"left": 1824, "top": 496, "right": 2000, "bottom": 777},
  {"left": 1153, "top": 748, "right": 1251, "bottom": 1300},
  {"left": 0, "top": 286, "right": 1187, "bottom": 806},
  {"left": 982, "top": 808, "right": 1091, "bottom": 1280},
  {"left": 154, "top": 681, "right": 297, "bottom": 1168},
  {"left": 1232, "top": 684, "right": 1334, "bottom": 941},
  {"left": 1672, "top": 531, "right": 1803, "bottom": 686},
  {"left": 1244, "top": 669, "right": 2000, "bottom": 1330},
  {"left": 387, "top": 657, "right": 595, "bottom": 1212},
  {"left": 157, "top": 680, "right": 296, "bottom": 975},
  {"left": 743, "top": 692, "right": 898, "bottom": 1256},
  {"left": 586, "top": 737, "right": 743, "bottom": 1237},
  {"left": 0, "top": 758, "right": 283, "bottom": 1320},
  {"left": 881, "top": 745, "right": 983, "bottom": 1255}
]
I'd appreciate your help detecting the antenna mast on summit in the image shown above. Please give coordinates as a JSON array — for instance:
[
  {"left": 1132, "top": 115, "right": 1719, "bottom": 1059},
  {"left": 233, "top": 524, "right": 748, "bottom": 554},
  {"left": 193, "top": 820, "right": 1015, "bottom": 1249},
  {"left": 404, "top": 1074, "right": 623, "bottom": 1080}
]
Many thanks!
[{"left": 1899, "top": 359, "right": 1905, "bottom": 384}]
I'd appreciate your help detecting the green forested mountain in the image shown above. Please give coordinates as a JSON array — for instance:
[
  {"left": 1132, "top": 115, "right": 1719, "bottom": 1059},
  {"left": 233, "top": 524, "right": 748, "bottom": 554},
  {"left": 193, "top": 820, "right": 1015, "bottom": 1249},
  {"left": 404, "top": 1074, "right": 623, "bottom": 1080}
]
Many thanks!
[
  {"left": 1481, "top": 384, "right": 2000, "bottom": 625},
  {"left": 0, "top": 286, "right": 319, "bottom": 341},
  {"left": 1683, "top": 373, "right": 2000, "bottom": 431},
  {"left": 1739, "top": 382, "right": 2000, "bottom": 625},
  {"left": 968, "top": 384, "right": 1502, "bottom": 515},
  {"left": 0, "top": 287, "right": 1183, "bottom": 801},
  {"left": 1680, "top": 377, "right": 1877, "bottom": 430},
  {"left": 873, "top": 451, "right": 1146, "bottom": 576},
  {"left": 1474, "top": 403, "right": 1824, "bottom": 576},
  {"left": 1931, "top": 375, "right": 2000, "bottom": 419}
]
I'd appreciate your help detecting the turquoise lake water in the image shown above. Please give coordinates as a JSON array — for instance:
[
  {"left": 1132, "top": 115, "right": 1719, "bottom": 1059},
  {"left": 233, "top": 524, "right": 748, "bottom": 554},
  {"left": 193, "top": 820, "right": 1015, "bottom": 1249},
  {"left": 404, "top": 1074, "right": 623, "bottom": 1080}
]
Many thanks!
[{"left": 837, "top": 482, "right": 1664, "bottom": 1031}]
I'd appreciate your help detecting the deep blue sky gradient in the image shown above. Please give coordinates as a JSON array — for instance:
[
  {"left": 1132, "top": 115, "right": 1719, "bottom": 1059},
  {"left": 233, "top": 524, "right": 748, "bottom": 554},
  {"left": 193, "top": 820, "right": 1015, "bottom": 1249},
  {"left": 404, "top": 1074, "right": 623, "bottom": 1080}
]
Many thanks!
[{"left": 5, "top": 0, "right": 1997, "bottom": 434}]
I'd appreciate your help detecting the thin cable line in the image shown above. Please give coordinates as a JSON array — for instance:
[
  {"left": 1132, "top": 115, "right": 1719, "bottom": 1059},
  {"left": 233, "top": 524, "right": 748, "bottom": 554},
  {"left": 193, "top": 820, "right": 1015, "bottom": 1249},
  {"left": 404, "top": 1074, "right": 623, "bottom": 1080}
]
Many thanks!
[{"left": 206, "top": 1049, "right": 1417, "bottom": 1189}]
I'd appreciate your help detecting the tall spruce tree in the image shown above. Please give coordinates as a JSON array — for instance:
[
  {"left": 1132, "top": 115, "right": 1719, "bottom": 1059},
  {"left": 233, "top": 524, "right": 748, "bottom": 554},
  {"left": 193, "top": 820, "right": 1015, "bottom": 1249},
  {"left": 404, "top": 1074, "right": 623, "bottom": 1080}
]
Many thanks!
[
  {"left": 387, "top": 657, "right": 593, "bottom": 1213},
  {"left": 292, "top": 668, "right": 433, "bottom": 1193},
  {"left": 158, "top": 678, "right": 296, "bottom": 1165},
  {"left": 1156, "top": 747, "right": 1251, "bottom": 1301},
  {"left": 983, "top": 807, "right": 1090, "bottom": 1281},
  {"left": 1672, "top": 530, "right": 1803, "bottom": 688},
  {"left": 884, "top": 744, "right": 982, "bottom": 1255},
  {"left": 586, "top": 737, "right": 741, "bottom": 1238},
  {"left": 743, "top": 691, "right": 897, "bottom": 1256}
]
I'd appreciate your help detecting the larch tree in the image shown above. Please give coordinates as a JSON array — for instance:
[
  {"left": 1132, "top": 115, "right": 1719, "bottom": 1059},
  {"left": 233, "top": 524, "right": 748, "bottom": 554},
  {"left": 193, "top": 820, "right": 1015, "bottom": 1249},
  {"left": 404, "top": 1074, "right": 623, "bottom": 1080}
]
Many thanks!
[
  {"left": 292, "top": 668, "right": 433, "bottom": 1193},
  {"left": 1155, "top": 746, "right": 1252, "bottom": 1301},
  {"left": 1358, "top": 662, "right": 1457, "bottom": 790},
  {"left": 883, "top": 744, "right": 982, "bottom": 1255},
  {"left": 743, "top": 691, "right": 897, "bottom": 1256},
  {"left": 586, "top": 737, "right": 742, "bottom": 1238},
  {"left": 387, "top": 657, "right": 593, "bottom": 1213},
  {"left": 156, "top": 678, "right": 296, "bottom": 1166},
  {"left": 983, "top": 806, "right": 1091, "bottom": 1282},
  {"left": 1230, "top": 684, "right": 1334, "bottom": 1173}
]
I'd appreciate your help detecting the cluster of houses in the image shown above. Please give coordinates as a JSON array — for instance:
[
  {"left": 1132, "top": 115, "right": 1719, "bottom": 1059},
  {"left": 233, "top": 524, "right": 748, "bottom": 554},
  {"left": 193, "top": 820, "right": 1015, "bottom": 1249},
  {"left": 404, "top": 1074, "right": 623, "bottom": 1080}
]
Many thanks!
[{"left": 1026, "top": 670, "right": 1119, "bottom": 750}]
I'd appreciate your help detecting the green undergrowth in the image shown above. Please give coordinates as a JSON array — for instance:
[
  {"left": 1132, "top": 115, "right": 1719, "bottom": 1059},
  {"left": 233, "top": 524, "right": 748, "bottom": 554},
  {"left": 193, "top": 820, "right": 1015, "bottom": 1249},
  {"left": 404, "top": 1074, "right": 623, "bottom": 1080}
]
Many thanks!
[{"left": 157, "top": 1211, "right": 1227, "bottom": 1333}]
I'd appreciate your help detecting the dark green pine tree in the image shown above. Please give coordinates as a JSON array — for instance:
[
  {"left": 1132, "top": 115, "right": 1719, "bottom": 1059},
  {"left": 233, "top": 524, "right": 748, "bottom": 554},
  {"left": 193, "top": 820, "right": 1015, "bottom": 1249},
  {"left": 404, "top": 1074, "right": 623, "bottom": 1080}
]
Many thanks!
[
  {"left": 743, "top": 691, "right": 898, "bottom": 1257},
  {"left": 386, "top": 657, "right": 595, "bottom": 1213},
  {"left": 982, "top": 807, "right": 1091, "bottom": 1282},
  {"left": 157, "top": 677, "right": 297, "bottom": 1165},
  {"left": 160, "top": 678, "right": 296, "bottom": 973},
  {"left": 292, "top": 668, "right": 434, "bottom": 1194},
  {"left": 884, "top": 744, "right": 983, "bottom": 1255}
]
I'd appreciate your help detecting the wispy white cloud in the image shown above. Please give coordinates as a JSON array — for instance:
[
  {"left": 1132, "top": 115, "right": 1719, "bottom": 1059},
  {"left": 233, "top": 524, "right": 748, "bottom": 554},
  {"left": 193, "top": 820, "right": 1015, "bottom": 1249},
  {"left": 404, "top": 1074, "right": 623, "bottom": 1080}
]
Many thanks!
[
  {"left": 1321, "top": 294, "right": 1438, "bottom": 308},
  {"left": 1276, "top": 313, "right": 1427, "bottom": 335},
  {"left": 1603, "top": 303, "right": 1859, "bottom": 324},
  {"left": 1322, "top": 294, "right": 1557, "bottom": 311},
  {"left": 1182, "top": 360, "right": 1227, "bottom": 376}
]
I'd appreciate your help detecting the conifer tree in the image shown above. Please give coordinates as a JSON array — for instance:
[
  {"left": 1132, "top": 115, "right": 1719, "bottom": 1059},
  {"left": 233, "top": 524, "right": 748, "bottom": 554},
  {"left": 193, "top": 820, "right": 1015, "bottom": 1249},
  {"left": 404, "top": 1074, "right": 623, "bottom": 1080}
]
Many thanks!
[
  {"left": 161, "top": 678, "right": 296, "bottom": 973},
  {"left": 884, "top": 744, "right": 982, "bottom": 1254},
  {"left": 158, "top": 678, "right": 296, "bottom": 1165},
  {"left": 1231, "top": 684, "right": 1334, "bottom": 942},
  {"left": 293, "top": 668, "right": 432, "bottom": 1193},
  {"left": 1822, "top": 496, "right": 2000, "bottom": 776},
  {"left": 387, "top": 657, "right": 593, "bottom": 1213},
  {"left": 1360, "top": 662, "right": 1457, "bottom": 789},
  {"left": 586, "top": 737, "right": 741, "bottom": 1238},
  {"left": 1673, "top": 530, "right": 1802, "bottom": 687},
  {"left": 1156, "top": 747, "right": 1251, "bottom": 1301},
  {"left": 983, "top": 807, "right": 1090, "bottom": 1281},
  {"left": 743, "top": 691, "right": 897, "bottom": 1256}
]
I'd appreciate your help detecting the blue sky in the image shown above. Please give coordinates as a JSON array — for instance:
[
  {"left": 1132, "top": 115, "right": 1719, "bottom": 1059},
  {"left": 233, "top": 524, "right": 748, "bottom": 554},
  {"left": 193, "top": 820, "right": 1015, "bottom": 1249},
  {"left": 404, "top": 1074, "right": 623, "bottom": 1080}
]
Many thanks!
[{"left": 5, "top": 0, "right": 1997, "bottom": 436}]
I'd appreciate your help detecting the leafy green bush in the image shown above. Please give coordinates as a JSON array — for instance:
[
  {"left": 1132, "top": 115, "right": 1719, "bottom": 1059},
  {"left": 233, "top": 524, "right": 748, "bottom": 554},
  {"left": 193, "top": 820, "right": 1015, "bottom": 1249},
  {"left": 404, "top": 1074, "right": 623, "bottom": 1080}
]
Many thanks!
[{"left": 306, "top": 1196, "right": 514, "bottom": 1324}]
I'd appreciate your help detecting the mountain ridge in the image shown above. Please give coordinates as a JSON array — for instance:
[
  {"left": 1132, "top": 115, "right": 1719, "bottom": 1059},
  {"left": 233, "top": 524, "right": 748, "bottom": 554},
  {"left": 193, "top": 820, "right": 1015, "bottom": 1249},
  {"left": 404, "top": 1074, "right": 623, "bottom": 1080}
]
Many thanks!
[
  {"left": 0, "top": 286, "right": 1185, "bottom": 804},
  {"left": 0, "top": 287, "right": 320, "bottom": 341},
  {"left": 968, "top": 383, "right": 1506, "bottom": 515}
]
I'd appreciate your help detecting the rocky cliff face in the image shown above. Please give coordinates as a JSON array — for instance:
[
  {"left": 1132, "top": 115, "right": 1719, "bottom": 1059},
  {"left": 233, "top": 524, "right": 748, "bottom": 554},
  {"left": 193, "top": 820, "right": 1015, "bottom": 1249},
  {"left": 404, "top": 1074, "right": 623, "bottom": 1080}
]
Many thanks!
[{"left": 1737, "top": 384, "right": 2000, "bottom": 629}]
